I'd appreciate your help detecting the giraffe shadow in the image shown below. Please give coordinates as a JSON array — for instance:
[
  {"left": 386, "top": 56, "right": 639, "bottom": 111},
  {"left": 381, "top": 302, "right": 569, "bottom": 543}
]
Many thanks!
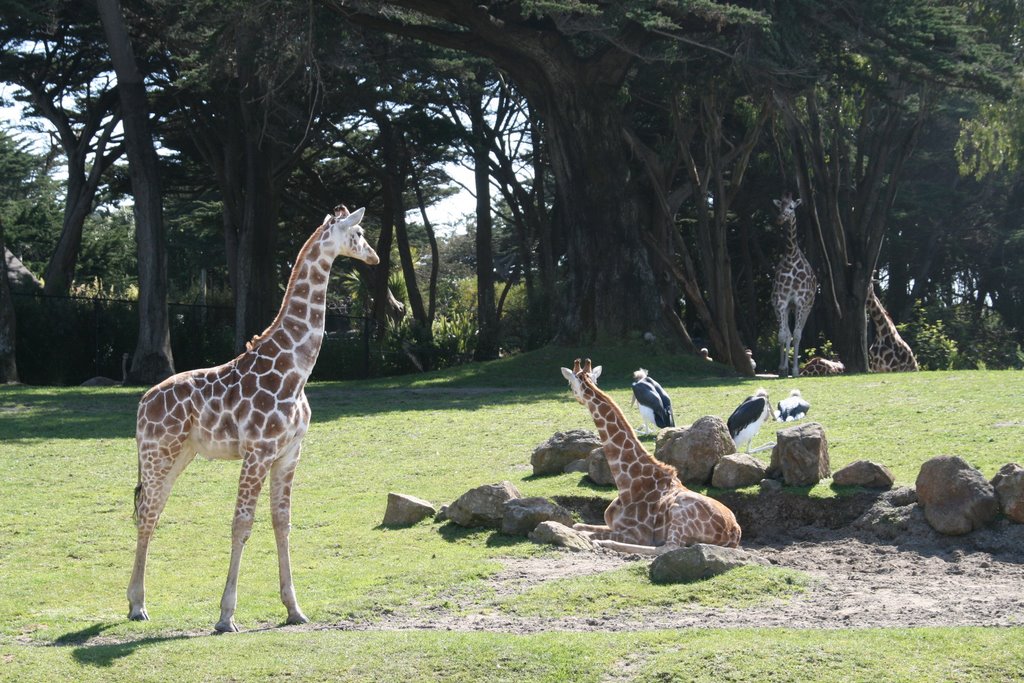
[{"left": 53, "top": 622, "right": 194, "bottom": 668}]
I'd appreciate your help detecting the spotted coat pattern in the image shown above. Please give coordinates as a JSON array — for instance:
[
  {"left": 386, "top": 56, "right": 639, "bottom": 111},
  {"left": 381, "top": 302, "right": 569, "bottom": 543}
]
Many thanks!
[
  {"left": 563, "top": 359, "right": 741, "bottom": 551},
  {"left": 771, "top": 195, "right": 817, "bottom": 378},
  {"left": 800, "top": 356, "right": 846, "bottom": 377},
  {"left": 866, "top": 285, "right": 919, "bottom": 373},
  {"left": 127, "top": 206, "right": 379, "bottom": 633}
]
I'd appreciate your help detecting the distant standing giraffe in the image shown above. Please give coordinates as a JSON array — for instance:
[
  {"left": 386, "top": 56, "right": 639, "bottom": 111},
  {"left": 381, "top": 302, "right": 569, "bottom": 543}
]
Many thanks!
[
  {"left": 866, "top": 283, "right": 919, "bottom": 372},
  {"left": 561, "top": 359, "right": 741, "bottom": 555},
  {"left": 127, "top": 206, "right": 379, "bottom": 632},
  {"left": 772, "top": 193, "right": 817, "bottom": 377}
]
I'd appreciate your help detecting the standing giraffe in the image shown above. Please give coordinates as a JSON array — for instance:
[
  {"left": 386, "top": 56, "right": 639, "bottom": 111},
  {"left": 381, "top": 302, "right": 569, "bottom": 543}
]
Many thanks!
[
  {"left": 866, "top": 283, "right": 919, "bottom": 372},
  {"left": 560, "top": 359, "right": 741, "bottom": 555},
  {"left": 127, "top": 206, "right": 379, "bottom": 632},
  {"left": 772, "top": 193, "right": 817, "bottom": 377}
]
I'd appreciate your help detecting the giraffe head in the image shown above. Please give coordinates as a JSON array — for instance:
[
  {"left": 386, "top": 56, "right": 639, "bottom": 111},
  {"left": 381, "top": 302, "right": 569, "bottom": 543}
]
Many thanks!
[
  {"left": 773, "top": 193, "right": 802, "bottom": 225},
  {"left": 560, "top": 358, "right": 602, "bottom": 405},
  {"left": 320, "top": 206, "right": 380, "bottom": 265}
]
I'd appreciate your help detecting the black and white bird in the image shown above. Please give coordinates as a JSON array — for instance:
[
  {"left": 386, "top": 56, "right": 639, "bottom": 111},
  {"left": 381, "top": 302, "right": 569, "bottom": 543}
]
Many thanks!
[
  {"left": 777, "top": 389, "right": 811, "bottom": 422},
  {"left": 630, "top": 368, "right": 675, "bottom": 435},
  {"left": 727, "top": 388, "right": 775, "bottom": 453}
]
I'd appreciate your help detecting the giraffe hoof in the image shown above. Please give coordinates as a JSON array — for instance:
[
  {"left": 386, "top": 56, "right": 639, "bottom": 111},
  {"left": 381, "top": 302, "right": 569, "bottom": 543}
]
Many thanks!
[
  {"left": 214, "top": 619, "right": 239, "bottom": 633},
  {"left": 127, "top": 608, "right": 149, "bottom": 621},
  {"left": 286, "top": 612, "right": 309, "bottom": 626}
]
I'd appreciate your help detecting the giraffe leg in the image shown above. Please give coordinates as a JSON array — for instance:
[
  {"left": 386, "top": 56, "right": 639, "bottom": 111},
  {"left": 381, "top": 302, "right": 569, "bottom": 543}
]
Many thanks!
[
  {"left": 216, "top": 448, "right": 273, "bottom": 633},
  {"left": 269, "top": 445, "right": 308, "bottom": 626},
  {"left": 777, "top": 315, "right": 792, "bottom": 377},
  {"left": 594, "top": 539, "right": 673, "bottom": 556},
  {"left": 127, "top": 442, "right": 194, "bottom": 621},
  {"left": 572, "top": 523, "right": 614, "bottom": 540},
  {"left": 791, "top": 305, "right": 812, "bottom": 378}
]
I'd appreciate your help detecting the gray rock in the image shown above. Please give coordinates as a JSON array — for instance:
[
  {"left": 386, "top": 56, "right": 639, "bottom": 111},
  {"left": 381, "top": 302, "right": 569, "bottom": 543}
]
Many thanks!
[
  {"left": 502, "top": 497, "right": 575, "bottom": 536},
  {"left": 769, "top": 422, "right": 831, "bottom": 486},
  {"left": 649, "top": 543, "right": 768, "bottom": 584},
  {"left": 832, "top": 460, "right": 895, "bottom": 489},
  {"left": 563, "top": 458, "right": 588, "bottom": 474},
  {"left": 382, "top": 492, "right": 437, "bottom": 527},
  {"left": 990, "top": 462, "right": 1024, "bottom": 523},
  {"left": 916, "top": 456, "right": 999, "bottom": 535},
  {"left": 586, "top": 447, "right": 615, "bottom": 486},
  {"left": 711, "top": 454, "right": 767, "bottom": 489},
  {"left": 654, "top": 416, "right": 733, "bottom": 486},
  {"left": 531, "top": 429, "right": 603, "bottom": 476},
  {"left": 447, "top": 481, "right": 522, "bottom": 529},
  {"left": 759, "top": 478, "right": 783, "bottom": 494},
  {"left": 528, "top": 521, "right": 597, "bottom": 552}
]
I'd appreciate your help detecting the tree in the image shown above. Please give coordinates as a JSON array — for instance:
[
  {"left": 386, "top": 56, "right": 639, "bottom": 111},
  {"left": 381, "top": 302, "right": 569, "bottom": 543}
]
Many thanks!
[
  {"left": 96, "top": 0, "right": 174, "bottom": 384},
  {"left": 0, "top": 216, "right": 17, "bottom": 382},
  {"left": 0, "top": 0, "right": 124, "bottom": 295},
  {"left": 329, "top": 0, "right": 769, "bottom": 344}
]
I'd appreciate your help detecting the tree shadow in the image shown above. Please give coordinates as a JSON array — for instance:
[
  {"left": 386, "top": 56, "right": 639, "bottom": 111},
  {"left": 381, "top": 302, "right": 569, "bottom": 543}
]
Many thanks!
[{"left": 435, "top": 521, "right": 526, "bottom": 548}]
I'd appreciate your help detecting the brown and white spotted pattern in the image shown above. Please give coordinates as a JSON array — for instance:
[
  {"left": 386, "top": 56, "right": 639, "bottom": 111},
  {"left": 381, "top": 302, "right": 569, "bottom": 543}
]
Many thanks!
[
  {"left": 560, "top": 359, "right": 741, "bottom": 555},
  {"left": 771, "top": 194, "right": 817, "bottom": 378},
  {"left": 127, "top": 205, "right": 379, "bottom": 633},
  {"left": 800, "top": 356, "right": 845, "bottom": 376},
  {"left": 866, "top": 284, "right": 919, "bottom": 373}
]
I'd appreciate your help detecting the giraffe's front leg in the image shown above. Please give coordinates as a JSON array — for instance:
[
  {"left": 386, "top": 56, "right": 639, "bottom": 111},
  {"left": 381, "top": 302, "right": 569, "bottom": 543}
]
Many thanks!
[
  {"left": 216, "top": 447, "right": 272, "bottom": 633},
  {"left": 269, "top": 444, "right": 308, "bottom": 626},
  {"left": 572, "top": 523, "right": 614, "bottom": 540}
]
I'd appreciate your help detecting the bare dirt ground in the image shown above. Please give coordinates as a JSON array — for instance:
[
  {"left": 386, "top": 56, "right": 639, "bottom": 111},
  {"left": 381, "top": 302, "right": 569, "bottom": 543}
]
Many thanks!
[{"left": 329, "top": 488, "right": 1024, "bottom": 633}]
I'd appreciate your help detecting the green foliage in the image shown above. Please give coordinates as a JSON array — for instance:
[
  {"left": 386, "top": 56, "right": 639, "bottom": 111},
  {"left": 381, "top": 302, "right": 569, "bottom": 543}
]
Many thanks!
[
  {"left": 904, "top": 314, "right": 959, "bottom": 370},
  {"left": 906, "top": 299, "right": 1022, "bottom": 370}
]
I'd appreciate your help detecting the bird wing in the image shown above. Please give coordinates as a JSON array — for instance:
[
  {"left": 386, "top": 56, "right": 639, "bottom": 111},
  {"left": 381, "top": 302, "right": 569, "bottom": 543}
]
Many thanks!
[
  {"left": 632, "top": 380, "right": 671, "bottom": 428},
  {"left": 777, "top": 396, "right": 810, "bottom": 421},
  {"left": 727, "top": 396, "right": 767, "bottom": 437},
  {"left": 645, "top": 377, "right": 675, "bottom": 427}
]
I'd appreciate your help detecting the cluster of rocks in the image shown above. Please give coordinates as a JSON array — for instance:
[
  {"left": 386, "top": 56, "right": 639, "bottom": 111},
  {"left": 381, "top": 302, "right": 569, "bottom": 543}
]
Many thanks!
[
  {"left": 916, "top": 457, "right": 1024, "bottom": 535},
  {"left": 381, "top": 480, "right": 597, "bottom": 552}
]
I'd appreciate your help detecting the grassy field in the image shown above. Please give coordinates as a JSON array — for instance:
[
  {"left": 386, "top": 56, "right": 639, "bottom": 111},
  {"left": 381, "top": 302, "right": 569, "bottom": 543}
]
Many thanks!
[{"left": 1, "top": 343, "right": 1023, "bottom": 681}]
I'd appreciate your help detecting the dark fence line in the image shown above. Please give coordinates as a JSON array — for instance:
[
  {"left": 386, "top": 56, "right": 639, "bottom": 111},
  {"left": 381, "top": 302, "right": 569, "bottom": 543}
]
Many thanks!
[{"left": 10, "top": 292, "right": 380, "bottom": 386}]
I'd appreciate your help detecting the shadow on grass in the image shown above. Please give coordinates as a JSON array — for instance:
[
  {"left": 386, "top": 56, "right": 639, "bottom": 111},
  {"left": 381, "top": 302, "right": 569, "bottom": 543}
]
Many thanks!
[
  {"left": 54, "top": 622, "right": 193, "bottom": 668},
  {"left": 435, "top": 521, "right": 528, "bottom": 548}
]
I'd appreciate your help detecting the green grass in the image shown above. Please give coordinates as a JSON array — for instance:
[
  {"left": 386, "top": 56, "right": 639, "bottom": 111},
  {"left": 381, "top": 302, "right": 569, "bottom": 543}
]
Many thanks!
[{"left": 1, "top": 343, "right": 1023, "bottom": 681}]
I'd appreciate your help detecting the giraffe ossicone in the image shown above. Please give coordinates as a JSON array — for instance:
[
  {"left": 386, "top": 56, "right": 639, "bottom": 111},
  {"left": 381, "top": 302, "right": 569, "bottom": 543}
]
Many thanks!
[
  {"left": 772, "top": 193, "right": 817, "bottom": 378},
  {"left": 127, "top": 206, "right": 379, "bottom": 633},
  {"left": 561, "top": 358, "right": 741, "bottom": 555}
]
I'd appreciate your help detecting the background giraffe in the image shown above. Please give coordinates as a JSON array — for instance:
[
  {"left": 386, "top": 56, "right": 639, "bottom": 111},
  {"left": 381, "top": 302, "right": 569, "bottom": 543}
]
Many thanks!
[
  {"left": 866, "top": 283, "right": 919, "bottom": 372},
  {"left": 772, "top": 193, "right": 817, "bottom": 377},
  {"left": 127, "top": 206, "right": 379, "bottom": 633},
  {"left": 561, "top": 359, "right": 741, "bottom": 555}
]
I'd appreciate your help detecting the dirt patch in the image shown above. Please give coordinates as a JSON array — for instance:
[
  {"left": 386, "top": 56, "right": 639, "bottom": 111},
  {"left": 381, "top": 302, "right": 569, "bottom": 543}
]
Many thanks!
[{"left": 329, "top": 488, "right": 1024, "bottom": 633}]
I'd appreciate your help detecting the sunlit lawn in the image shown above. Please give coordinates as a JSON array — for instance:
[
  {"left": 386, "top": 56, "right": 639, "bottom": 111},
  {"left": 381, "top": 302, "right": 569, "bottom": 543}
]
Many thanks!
[{"left": 1, "top": 344, "right": 1022, "bottom": 681}]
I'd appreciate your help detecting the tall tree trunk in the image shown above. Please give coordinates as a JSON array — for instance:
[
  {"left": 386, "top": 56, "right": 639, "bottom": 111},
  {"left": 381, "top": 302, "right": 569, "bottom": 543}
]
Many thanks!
[
  {"left": 469, "top": 88, "right": 499, "bottom": 361},
  {"left": 0, "top": 218, "right": 18, "bottom": 383},
  {"left": 96, "top": 0, "right": 174, "bottom": 385}
]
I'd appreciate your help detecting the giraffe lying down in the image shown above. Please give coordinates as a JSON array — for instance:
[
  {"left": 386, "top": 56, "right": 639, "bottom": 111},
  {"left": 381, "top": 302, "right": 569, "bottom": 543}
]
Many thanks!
[{"left": 561, "top": 359, "right": 741, "bottom": 555}]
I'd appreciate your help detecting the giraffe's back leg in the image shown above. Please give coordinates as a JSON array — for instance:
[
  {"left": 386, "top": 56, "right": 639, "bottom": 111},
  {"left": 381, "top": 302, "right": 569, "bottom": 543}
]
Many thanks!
[{"left": 127, "top": 437, "right": 195, "bottom": 620}]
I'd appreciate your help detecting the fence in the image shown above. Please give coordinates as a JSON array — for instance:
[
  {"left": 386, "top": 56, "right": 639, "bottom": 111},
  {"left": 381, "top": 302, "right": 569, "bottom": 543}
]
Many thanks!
[{"left": 10, "top": 292, "right": 378, "bottom": 386}]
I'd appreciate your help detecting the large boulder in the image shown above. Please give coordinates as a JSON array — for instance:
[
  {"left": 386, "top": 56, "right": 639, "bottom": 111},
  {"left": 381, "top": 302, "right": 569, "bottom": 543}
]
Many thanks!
[
  {"left": 381, "top": 492, "right": 437, "bottom": 527},
  {"left": 447, "top": 481, "right": 522, "bottom": 529},
  {"left": 528, "top": 521, "right": 597, "bottom": 552},
  {"left": 649, "top": 543, "right": 768, "bottom": 584},
  {"left": 531, "top": 429, "right": 603, "bottom": 475},
  {"left": 832, "top": 460, "right": 895, "bottom": 489},
  {"left": 916, "top": 456, "right": 999, "bottom": 535},
  {"left": 502, "top": 497, "right": 574, "bottom": 536},
  {"left": 586, "top": 447, "right": 615, "bottom": 486},
  {"left": 654, "top": 416, "right": 733, "bottom": 486},
  {"left": 990, "top": 463, "right": 1024, "bottom": 524},
  {"left": 768, "top": 422, "right": 831, "bottom": 486},
  {"left": 711, "top": 454, "right": 767, "bottom": 489}
]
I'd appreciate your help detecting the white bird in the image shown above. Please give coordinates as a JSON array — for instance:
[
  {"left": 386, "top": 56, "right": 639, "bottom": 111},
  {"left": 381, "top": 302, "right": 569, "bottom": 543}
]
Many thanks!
[
  {"left": 777, "top": 389, "right": 810, "bottom": 422},
  {"left": 727, "top": 388, "right": 775, "bottom": 453},
  {"left": 630, "top": 368, "right": 675, "bottom": 435}
]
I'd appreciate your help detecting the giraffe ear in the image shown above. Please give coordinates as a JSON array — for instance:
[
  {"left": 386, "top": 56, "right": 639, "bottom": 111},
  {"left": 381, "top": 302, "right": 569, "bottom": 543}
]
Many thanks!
[
  {"left": 560, "top": 367, "right": 574, "bottom": 382},
  {"left": 773, "top": 199, "right": 782, "bottom": 209},
  {"left": 591, "top": 365, "right": 602, "bottom": 380},
  {"left": 793, "top": 198, "right": 803, "bottom": 208}
]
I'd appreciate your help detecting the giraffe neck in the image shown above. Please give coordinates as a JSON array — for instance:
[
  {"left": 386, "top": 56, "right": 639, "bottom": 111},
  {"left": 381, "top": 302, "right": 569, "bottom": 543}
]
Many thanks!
[
  {"left": 581, "top": 382, "right": 675, "bottom": 493},
  {"left": 866, "top": 290, "right": 894, "bottom": 337},
  {"left": 784, "top": 215, "right": 801, "bottom": 260},
  {"left": 249, "top": 226, "right": 334, "bottom": 381}
]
